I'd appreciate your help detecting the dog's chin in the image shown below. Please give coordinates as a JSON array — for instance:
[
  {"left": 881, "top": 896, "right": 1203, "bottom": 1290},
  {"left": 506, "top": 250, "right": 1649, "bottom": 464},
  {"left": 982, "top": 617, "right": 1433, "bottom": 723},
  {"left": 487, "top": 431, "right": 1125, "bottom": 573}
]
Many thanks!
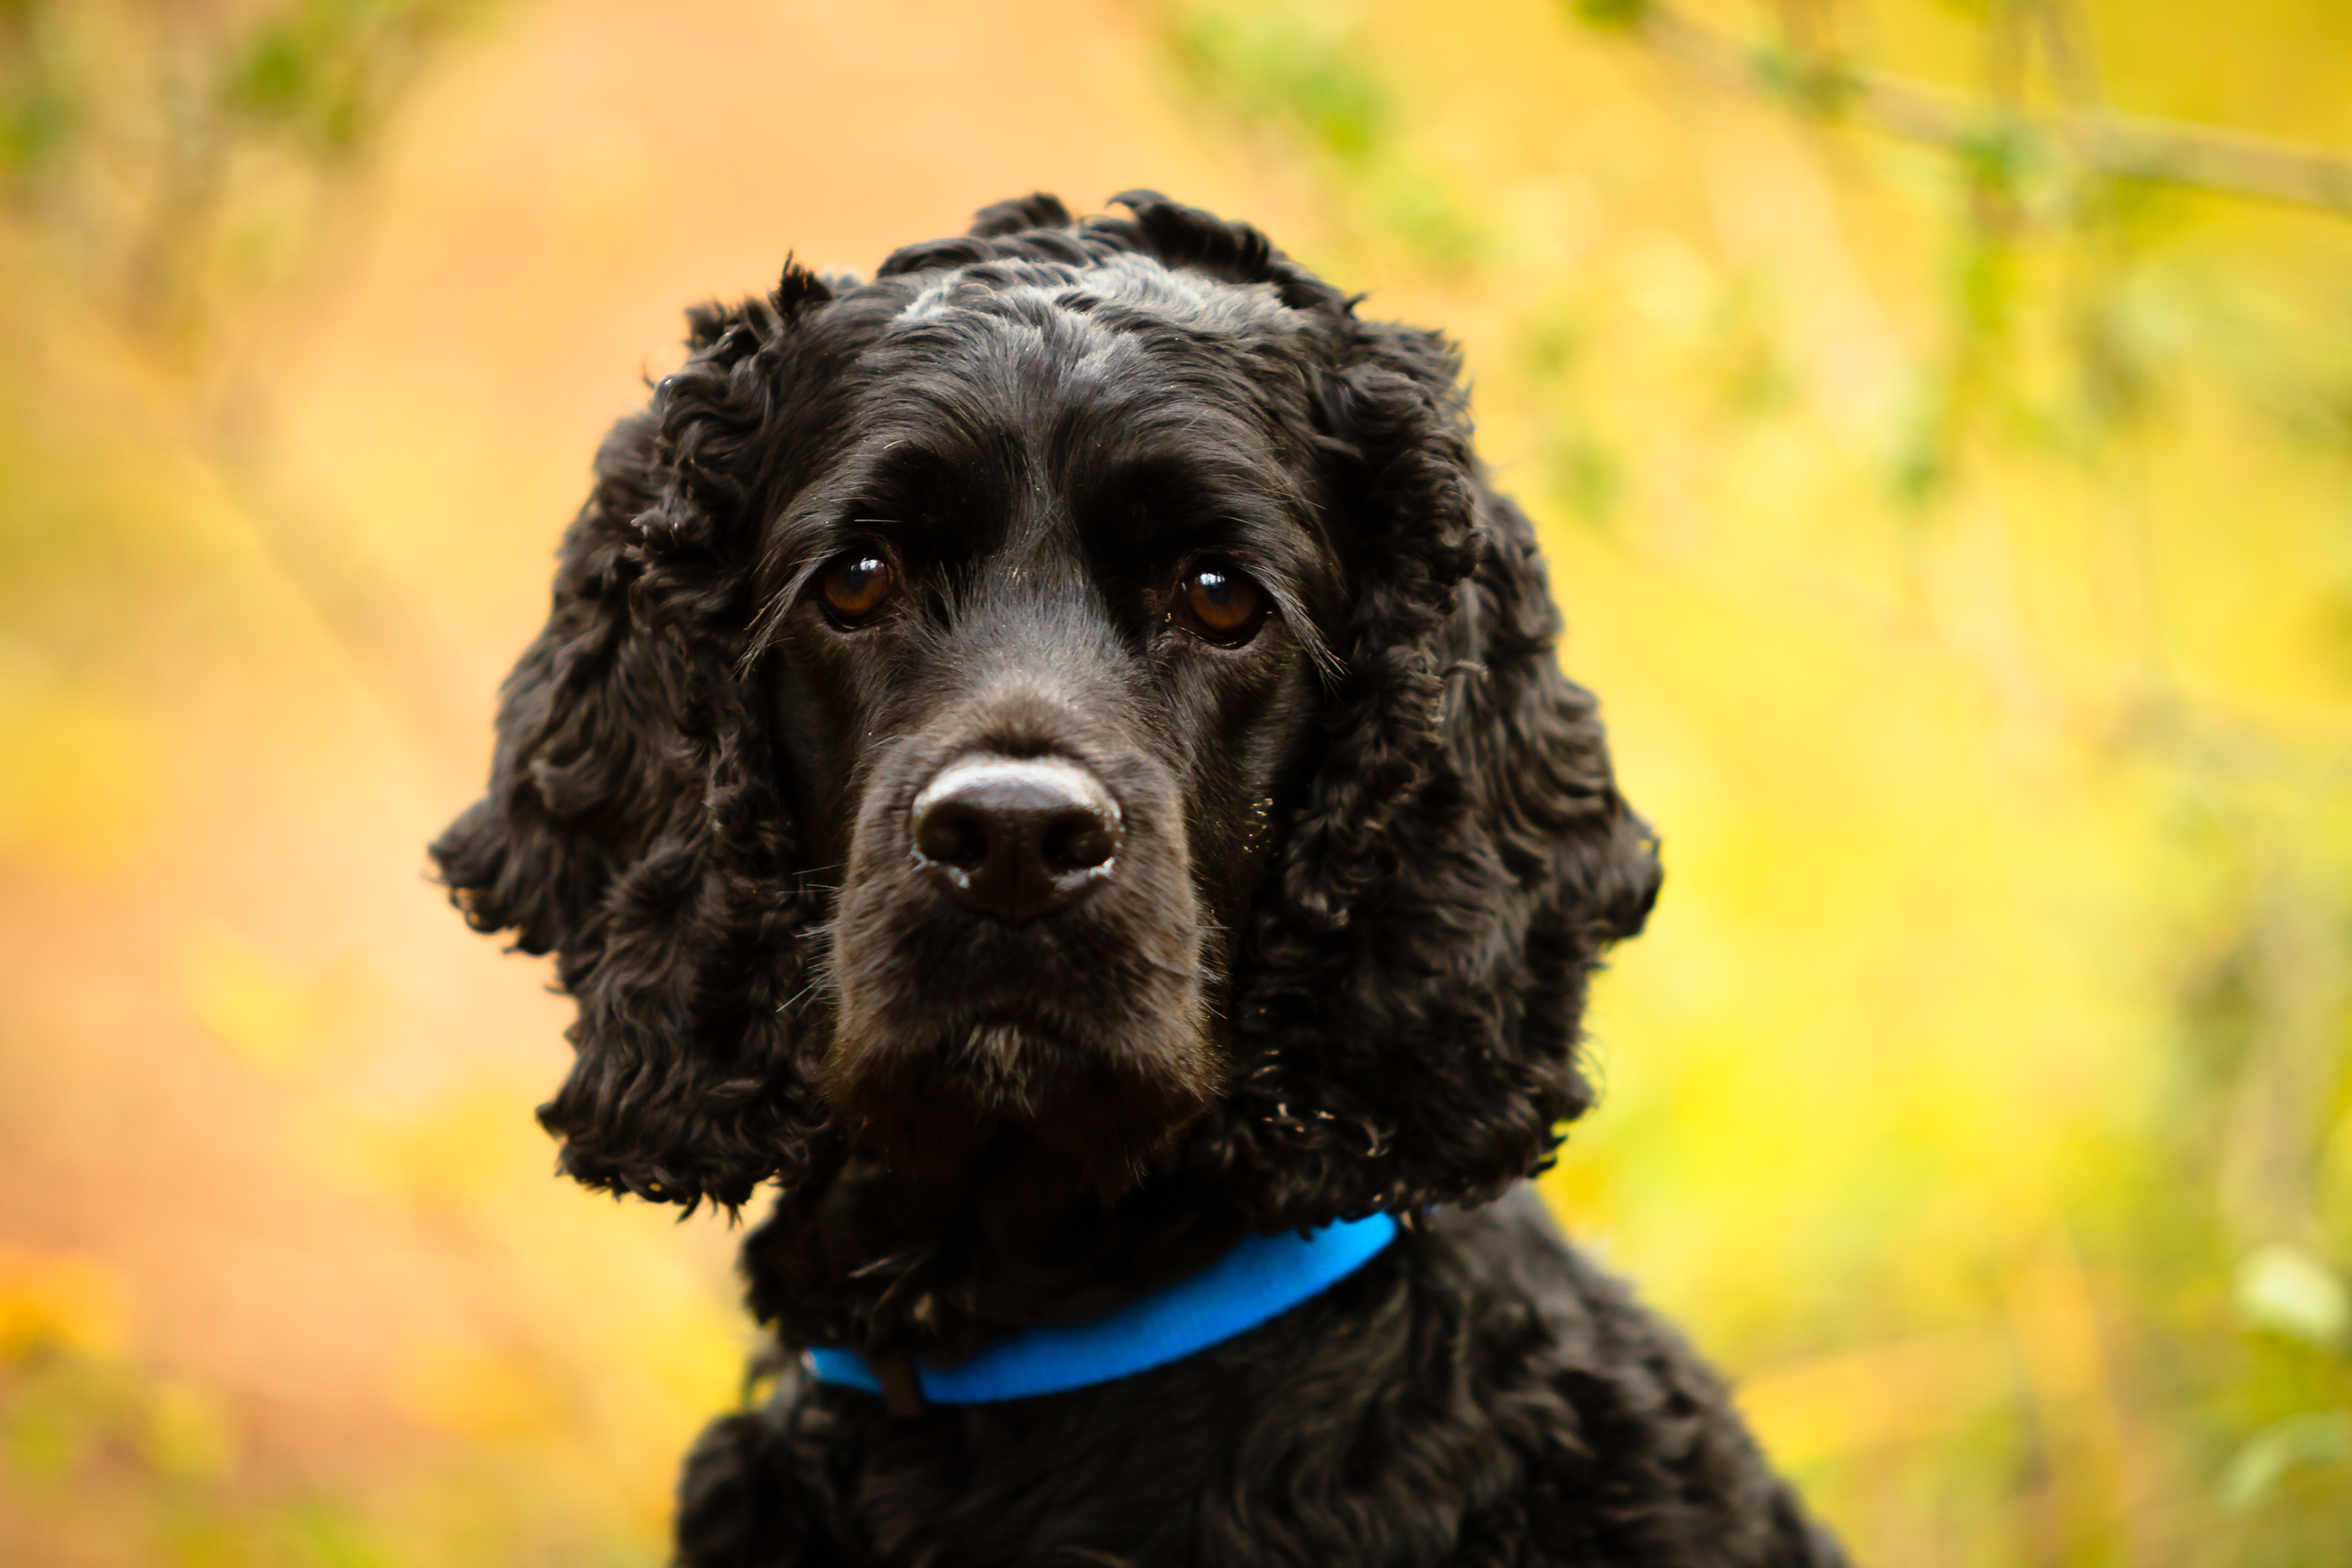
[{"left": 819, "top": 1017, "right": 1219, "bottom": 1197}]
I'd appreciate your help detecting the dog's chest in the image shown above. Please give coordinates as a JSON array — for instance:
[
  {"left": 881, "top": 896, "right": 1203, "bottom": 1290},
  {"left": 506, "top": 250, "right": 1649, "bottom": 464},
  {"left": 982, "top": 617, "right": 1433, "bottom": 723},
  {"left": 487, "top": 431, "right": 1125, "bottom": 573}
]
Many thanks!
[{"left": 786, "top": 1225, "right": 1561, "bottom": 1568}]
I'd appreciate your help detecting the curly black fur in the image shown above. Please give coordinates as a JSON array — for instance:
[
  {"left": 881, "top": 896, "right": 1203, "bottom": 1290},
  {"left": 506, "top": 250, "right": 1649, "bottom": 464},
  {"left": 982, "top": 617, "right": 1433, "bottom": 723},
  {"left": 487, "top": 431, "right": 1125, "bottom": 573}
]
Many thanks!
[{"left": 433, "top": 191, "right": 1846, "bottom": 1566}]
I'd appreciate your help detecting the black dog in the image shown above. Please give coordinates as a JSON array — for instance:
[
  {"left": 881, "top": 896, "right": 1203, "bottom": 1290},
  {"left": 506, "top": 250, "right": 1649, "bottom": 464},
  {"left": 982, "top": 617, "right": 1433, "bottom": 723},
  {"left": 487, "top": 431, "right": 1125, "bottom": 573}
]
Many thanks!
[{"left": 433, "top": 191, "right": 1847, "bottom": 1567}]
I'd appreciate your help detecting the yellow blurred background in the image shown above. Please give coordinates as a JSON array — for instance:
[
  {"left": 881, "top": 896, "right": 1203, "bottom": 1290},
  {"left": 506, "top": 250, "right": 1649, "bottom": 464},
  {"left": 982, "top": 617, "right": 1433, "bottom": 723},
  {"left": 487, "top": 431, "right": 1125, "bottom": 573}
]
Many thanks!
[{"left": 3, "top": 1, "right": 2349, "bottom": 1563}]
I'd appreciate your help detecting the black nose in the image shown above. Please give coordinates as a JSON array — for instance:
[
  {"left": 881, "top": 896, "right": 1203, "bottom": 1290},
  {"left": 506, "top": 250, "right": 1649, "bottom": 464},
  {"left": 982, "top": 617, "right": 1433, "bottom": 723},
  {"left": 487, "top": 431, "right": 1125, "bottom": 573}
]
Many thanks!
[{"left": 910, "top": 755, "right": 1123, "bottom": 922}]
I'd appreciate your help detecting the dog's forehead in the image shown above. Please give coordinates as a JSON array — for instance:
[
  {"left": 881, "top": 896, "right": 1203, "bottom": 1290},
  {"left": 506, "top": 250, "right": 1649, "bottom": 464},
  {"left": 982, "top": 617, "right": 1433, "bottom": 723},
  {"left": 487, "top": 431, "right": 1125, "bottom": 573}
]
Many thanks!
[
  {"left": 752, "top": 250, "right": 1331, "bottom": 609},
  {"left": 851, "top": 254, "right": 1312, "bottom": 420},
  {"left": 890, "top": 250, "right": 1299, "bottom": 337}
]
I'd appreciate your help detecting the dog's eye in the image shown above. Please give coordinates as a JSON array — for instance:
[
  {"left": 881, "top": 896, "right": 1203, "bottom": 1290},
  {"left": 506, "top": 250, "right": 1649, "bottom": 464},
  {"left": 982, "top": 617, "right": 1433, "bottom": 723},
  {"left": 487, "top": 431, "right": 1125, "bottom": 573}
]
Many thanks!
[
  {"left": 818, "top": 550, "right": 895, "bottom": 625},
  {"left": 1176, "top": 564, "right": 1268, "bottom": 646}
]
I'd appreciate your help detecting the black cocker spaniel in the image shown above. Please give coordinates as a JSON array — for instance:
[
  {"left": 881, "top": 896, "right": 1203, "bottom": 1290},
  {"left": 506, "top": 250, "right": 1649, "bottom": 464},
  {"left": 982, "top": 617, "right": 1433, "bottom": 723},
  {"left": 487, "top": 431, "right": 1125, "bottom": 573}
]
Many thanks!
[{"left": 433, "top": 191, "right": 1848, "bottom": 1568}]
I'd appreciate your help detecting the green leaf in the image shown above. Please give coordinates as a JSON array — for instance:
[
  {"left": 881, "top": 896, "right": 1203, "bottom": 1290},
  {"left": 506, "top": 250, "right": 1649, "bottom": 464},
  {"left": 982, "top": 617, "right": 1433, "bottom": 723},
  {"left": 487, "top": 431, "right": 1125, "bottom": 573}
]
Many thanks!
[
  {"left": 2236, "top": 1244, "right": 2352, "bottom": 1351},
  {"left": 2218, "top": 1411, "right": 2351, "bottom": 1513},
  {"left": 1165, "top": 4, "right": 1390, "bottom": 165},
  {"left": 1570, "top": 0, "right": 1651, "bottom": 29}
]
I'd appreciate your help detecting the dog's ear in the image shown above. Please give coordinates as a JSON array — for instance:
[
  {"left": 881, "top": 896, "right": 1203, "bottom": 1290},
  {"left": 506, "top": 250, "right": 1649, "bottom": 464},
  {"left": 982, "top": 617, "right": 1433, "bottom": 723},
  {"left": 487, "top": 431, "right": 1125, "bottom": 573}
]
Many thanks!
[
  {"left": 1210, "top": 317, "right": 1662, "bottom": 1223},
  {"left": 431, "top": 268, "right": 837, "bottom": 1210}
]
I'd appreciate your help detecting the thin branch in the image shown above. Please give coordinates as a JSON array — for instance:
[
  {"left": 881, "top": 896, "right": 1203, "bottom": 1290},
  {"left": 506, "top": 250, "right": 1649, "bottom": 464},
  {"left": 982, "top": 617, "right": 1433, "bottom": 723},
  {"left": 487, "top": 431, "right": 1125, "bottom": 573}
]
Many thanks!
[{"left": 1608, "top": 2, "right": 2352, "bottom": 212}]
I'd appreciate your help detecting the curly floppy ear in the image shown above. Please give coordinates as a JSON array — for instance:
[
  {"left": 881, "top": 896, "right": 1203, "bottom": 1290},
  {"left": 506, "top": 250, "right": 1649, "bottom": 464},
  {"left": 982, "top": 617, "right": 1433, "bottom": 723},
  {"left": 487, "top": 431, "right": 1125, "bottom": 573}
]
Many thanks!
[
  {"left": 1212, "top": 316, "right": 1662, "bottom": 1224},
  {"left": 430, "top": 272, "right": 836, "bottom": 1209}
]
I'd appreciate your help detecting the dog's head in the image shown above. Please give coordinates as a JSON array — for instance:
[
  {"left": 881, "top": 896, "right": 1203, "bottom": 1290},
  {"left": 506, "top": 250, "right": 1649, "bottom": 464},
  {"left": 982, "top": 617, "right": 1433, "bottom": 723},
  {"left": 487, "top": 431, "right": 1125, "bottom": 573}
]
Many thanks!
[{"left": 432, "top": 192, "right": 1658, "bottom": 1225}]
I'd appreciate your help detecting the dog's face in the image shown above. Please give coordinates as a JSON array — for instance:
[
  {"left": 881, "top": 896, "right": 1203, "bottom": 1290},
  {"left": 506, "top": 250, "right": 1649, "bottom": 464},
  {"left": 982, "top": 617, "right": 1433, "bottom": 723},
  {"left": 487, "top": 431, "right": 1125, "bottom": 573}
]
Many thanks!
[
  {"left": 759, "top": 258, "right": 1339, "bottom": 1183},
  {"left": 433, "top": 193, "right": 1660, "bottom": 1223}
]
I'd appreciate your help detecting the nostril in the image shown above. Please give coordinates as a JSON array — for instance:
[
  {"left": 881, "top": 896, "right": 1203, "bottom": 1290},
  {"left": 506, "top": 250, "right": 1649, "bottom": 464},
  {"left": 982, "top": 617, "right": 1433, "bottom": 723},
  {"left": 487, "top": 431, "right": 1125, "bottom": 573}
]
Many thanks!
[
  {"left": 1040, "top": 810, "right": 1116, "bottom": 873},
  {"left": 916, "top": 804, "right": 990, "bottom": 870}
]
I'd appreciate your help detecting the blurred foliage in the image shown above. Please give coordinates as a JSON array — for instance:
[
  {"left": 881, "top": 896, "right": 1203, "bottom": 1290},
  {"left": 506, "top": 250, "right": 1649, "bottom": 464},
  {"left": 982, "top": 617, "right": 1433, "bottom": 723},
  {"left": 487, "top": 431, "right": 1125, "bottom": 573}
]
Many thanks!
[
  {"left": 1158, "top": 0, "right": 2352, "bottom": 1560},
  {"left": 1, "top": 1246, "right": 391, "bottom": 1568},
  {"left": 0, "top": 3, "right": 737, "bottom": 1565},
  {"left": 4, "top": 1, "right": 2352, "bottom": 1565},
  {"left": 0, "top": 0, "right": 492, "bottom": 348},
  {"left": 1160, "top": 2, "right": 1485, "bottom": 269}
]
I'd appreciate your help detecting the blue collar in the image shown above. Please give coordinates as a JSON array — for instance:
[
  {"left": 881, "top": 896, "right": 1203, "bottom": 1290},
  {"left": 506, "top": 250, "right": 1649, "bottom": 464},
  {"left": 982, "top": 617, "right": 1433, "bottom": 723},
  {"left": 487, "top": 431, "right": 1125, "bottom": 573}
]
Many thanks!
[{"left": 803, "top": 1211, "right": 1399, "bottom": 1406}]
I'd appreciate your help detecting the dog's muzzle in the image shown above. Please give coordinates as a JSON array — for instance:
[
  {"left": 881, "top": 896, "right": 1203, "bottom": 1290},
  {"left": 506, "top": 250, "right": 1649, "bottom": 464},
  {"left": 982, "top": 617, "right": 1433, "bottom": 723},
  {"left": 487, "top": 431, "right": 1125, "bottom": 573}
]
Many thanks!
[
  {"left": 823, "top": 718, "right": 1214, "bottom": 1185},
  {"left": 911, "top": 754, "right": 1122, "bottom": 922}
]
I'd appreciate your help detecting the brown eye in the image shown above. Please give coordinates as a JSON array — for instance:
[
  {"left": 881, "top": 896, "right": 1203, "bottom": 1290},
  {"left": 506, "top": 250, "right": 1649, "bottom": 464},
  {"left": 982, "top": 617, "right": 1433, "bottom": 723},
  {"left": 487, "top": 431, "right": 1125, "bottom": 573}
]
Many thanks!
[
  {"left": 819, "top": 550, "right": 895, "bottom": 624},
  {"left": 1178, "top": 564, "right": 1267, "bottom": 644}
]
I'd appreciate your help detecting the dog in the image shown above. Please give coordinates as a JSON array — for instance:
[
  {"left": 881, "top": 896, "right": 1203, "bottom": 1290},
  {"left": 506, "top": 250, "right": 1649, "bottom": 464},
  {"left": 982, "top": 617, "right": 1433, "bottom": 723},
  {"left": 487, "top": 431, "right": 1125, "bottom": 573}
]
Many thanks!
[{"left": 433, "top": 191, "right": 1848, "bottom": 1567}]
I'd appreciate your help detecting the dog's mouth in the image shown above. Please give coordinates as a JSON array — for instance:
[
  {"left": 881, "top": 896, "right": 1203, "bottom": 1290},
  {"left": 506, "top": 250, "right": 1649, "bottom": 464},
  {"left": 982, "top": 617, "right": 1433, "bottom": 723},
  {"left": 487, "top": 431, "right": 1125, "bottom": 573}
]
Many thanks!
[{"left": 821, "top": 1008, "right": 1217, "bottom": 1189}]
